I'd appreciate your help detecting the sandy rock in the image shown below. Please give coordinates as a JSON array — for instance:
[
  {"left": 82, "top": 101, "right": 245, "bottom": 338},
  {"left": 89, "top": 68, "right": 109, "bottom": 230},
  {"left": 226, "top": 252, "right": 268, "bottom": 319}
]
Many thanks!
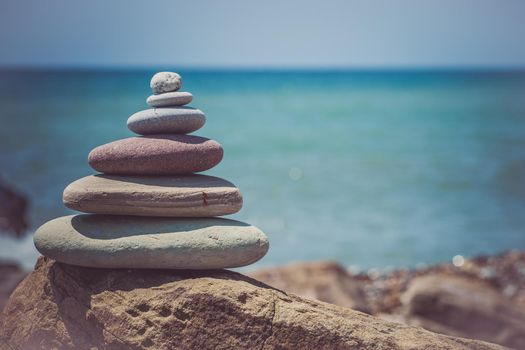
[
  {"left": 127, "top": 107, "right": 205, "bottom": 135},
  {"left": 63, "top": 174, "right": 242, "bottom": 217},
  {"left": 250, "top": 261, "right": 370, "bottom": 313},
  {"left": 34, "top": 215, "right": 268, "bottom": 269},
  {"left": 147, "top": 91, "right": 193, "bottom": 107},
  {"left": 88, "top": 135, "right": 223, "bottom": 175},
  {"left": 150, "top": 72, "right": 182, "bottom": 94},
  {"left": 1, "top": 257, "right": 504, "bottom": 350},
  {"left": 402, "top": 274, "right": 525, "bottom": 349}
]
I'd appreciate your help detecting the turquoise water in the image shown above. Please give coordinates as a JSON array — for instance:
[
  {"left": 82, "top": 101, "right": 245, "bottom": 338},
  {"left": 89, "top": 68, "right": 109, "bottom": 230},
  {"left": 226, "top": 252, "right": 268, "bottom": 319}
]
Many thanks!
[{"left": 1, "top": 69, "right": 525, "bottom": 270}]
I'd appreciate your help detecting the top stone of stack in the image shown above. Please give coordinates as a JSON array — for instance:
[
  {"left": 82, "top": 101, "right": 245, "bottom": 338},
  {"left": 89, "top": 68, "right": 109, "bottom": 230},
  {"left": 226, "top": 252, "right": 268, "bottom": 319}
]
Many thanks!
[{"left": 150, "top": 72, "right": 182, "bottom": 94}]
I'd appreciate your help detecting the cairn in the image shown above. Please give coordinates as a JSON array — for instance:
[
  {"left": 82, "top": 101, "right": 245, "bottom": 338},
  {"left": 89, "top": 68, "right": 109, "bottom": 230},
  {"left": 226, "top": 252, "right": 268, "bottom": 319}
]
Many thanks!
[{"left": 34, "top": 72, "right": 269, "bottom": 269}]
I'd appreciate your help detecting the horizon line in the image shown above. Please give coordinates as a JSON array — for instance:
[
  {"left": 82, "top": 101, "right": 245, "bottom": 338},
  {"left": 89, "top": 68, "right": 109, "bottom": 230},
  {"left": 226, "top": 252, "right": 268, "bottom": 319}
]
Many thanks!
[{"left": 1, "top": 63, "right": 525, "bottom": 72}]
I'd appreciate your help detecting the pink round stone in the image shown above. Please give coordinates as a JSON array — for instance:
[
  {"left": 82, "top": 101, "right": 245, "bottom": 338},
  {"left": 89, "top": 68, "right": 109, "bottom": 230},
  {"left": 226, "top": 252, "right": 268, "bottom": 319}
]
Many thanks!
[{"left": 88, "top": 135, "right": 223, "bottom": 175}]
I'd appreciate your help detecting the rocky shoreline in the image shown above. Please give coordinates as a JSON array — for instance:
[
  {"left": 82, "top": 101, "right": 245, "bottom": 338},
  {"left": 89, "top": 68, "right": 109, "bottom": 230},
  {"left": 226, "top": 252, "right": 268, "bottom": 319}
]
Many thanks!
[
  {"left": 1, "top": 257, "right": 507, "bottom": 350},
  {"left": 250, "top": 250, "right": 525, "bottom": 349},
  {"left": 1, "top": 250, "right": 524, "bottom": 349},
  {"left": 359, "top": 250, "right": 525, "bottom": 314}
]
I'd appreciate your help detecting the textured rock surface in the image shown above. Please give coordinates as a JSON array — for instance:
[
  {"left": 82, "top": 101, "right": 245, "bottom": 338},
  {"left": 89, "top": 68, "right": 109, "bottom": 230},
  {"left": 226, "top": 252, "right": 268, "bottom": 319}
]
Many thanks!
[
  {"left": 127, "top": 107, "right": 205, "bottom": 135},
  {"left": 150, "top": 72, "right": 181, "bottom": 94},
  {"left": 88, "top": 135, "right": 223, "bottom": 175},
  {"left": 146, "top": 91, "right": 193, "bottom": 107},
  {"left": 63, "top": 174, "right": 243, "bottom": 217},
  {"left": 1, "top": 258, "right": 504, "bottom": 350},
  {"left": 402, "top": 274, "right": 525, "bottom": 349},
  {"left": 34, "top": 215, "right": 268, "bottom": 269},
  {"left": 250, "top": 261, "right": 370, "bottom": 313}
]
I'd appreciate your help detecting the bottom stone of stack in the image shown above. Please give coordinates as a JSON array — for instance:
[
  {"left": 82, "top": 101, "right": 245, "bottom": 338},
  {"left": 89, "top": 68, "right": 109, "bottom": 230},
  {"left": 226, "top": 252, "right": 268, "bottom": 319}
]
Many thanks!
[{"left": 34, "top": 215, "right": 269, "bottom": 269}]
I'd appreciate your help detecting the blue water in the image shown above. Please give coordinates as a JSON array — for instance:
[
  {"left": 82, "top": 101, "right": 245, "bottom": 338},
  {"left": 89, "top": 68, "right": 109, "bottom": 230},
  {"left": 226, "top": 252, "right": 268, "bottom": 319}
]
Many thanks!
[{"left": 1, "top": 69, "right": 525, "bottom": 270}]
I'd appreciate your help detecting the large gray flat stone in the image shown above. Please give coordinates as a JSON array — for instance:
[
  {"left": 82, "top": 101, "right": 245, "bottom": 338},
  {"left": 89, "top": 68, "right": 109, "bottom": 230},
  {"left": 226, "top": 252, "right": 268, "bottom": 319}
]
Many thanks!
[
  {"left": 63, "top": 174, "right": 243, "bottom": 217},
  {"left": 34, "top": 215, "right": 269, "bottom": 269}
]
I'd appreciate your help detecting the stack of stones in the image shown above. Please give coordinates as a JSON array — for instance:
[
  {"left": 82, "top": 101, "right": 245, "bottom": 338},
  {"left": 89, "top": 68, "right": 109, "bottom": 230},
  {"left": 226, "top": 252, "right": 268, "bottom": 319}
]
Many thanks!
[{"left": 34, "top": 72, "right": 269, "bottom": 270}]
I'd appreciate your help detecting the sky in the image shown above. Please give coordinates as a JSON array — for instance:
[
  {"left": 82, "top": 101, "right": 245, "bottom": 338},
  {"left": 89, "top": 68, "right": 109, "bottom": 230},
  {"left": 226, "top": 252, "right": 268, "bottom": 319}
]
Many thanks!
[{"left": 1, "top": 0, "right": 525, "bottom": 68}]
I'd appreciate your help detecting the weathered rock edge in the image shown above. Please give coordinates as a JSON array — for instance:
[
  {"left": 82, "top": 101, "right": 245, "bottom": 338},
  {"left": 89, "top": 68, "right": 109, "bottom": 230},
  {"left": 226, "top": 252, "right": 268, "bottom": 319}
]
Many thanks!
[{"left": 1, "top": 257, "right": 505, "bottom": 350}]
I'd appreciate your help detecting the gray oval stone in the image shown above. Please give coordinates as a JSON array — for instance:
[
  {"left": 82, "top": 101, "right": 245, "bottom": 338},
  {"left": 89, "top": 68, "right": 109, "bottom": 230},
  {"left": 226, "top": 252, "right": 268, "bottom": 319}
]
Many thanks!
[
  {"left": 63, "top": 174, "right": 243, "bottom": 217},
  {"left": 34, "top": 215, "right": 269, "bottom": 269},
  {"left": 146, "top": 91, "right": 193, "bottom": 107},
  {"left": 150, "top": 72, "right": 182, "bottom": 94},
  {"left": 127, "top": 107, "right": 205, "bottom": 135}
]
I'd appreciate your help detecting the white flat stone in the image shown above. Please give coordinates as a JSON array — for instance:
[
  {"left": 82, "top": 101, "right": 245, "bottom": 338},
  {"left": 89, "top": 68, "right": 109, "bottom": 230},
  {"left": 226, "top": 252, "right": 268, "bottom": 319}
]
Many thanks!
[
  {"left": 127, "top": 107, "right": 205, "bottom": 135},
  {"left": 147, "top": 91, "right": 193, "bottom": 107},
  {"left": 34, "top": 215, "right": 269, "bottom": 269},
  {"left": 63, "top": 174, "right": 243, "bottom": 217},
  {"left": 150, "top": 72, "right": 182, "bottom": 94}
]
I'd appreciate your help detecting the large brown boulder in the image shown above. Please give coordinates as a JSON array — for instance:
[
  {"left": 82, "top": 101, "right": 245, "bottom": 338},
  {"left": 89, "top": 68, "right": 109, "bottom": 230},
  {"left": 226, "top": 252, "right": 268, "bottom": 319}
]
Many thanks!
[
  {"left": 249, "top": 261, "right": 370, "bottom": 313},
  {"left": 402, "top": 274, "right": 525, "bottom": 349},
  {"left": 1, "top": 258, "right": 504, "bottom": 350}
]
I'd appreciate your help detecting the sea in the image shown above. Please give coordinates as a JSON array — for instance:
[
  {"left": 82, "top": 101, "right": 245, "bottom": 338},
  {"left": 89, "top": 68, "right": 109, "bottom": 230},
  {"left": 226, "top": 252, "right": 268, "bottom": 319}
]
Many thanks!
[{"left": 1, "top": 69, "right": 524, "bottom": 271}]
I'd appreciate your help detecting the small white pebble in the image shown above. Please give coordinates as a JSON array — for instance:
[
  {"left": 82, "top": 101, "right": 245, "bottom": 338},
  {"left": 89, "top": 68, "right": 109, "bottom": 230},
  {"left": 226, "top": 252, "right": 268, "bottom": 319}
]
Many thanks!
[
  {"left": 452, "top": 255, "right": 465, "bottom": 267},
  {"left": 150, "top": 72, "right": 182, "bottom": 94}
]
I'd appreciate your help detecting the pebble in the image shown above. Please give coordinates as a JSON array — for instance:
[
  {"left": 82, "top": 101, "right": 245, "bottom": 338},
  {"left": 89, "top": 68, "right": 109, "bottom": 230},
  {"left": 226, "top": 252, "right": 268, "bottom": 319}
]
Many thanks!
[
  {"left": 88, "top": 134, "right": 223, "bottom": 175},
  {"left": 147, "top": 91, "right": 193, "bottom": 107},
  {"left": 34, "top": 215, "right": 269, "bottom": 269},
  {"left": 63, "top": 174, "right": 243, "bottom": 217},
  {"left": 127, "top": 107, "right": 205, "bottom": 135},
  {"left": 150, "top": 72, "right": 182, "bottom": 94}
]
